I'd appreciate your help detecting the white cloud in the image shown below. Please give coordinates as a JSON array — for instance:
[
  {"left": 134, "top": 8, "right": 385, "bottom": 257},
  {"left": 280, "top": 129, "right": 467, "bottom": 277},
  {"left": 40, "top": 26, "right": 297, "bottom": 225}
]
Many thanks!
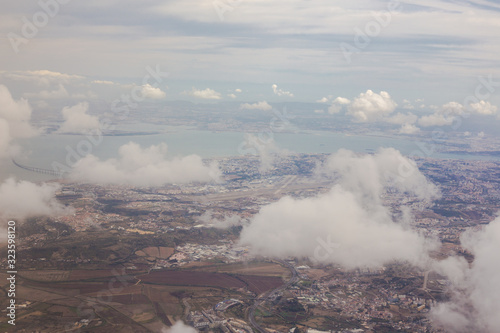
[
  {"left": 399, "top": 123, "right": 420, "bottom": 134},
  {"left": 347, "top": 90, "right": 397, "bottom": 122},
  {"left": 316, "top": 97, "right": 329, "bottom": 103},
  {"left": 198, "top": 210, "right": 247, "bottom": 229},
  {"left": 0, "top": 178, "right": 71, "bottom": 221},
  {"left": 235, "top": 88, "right": 242, "bottom": 93},
  {"left": 57, "top": 102, "right": 101, "bottom": 134},
  {"left": 26, "top": 84, "right": 70, "bottom": 99},
  {"left": 91, "top": 80, "right": 115, "bottom": 85},
  {"left": 441, "top": 101, "right": 465, "bottom": 116},
  {"left": 314, "top": 109, "right": 324, "bottom": 114},
  {"left": 0, "top": 85, "right": 38, "bottom": 160},
  {"left": 227, "top": 93, "right": 236, "bottom": 99},
  {"left": 386, "top": 112, "right": 418, "bottom": 125},
  {"left": 2, "top": 70, "right": 84, "bottom": 86},
  {"left": 417, "top": 101, "right": 466, "bottom": 127},
  {"left": 418, "top": 113, "right": 455, "bottom": 127},
  {"left": 239, "top": 134, "right": 285, "bottom": 173},
  {"left": 187, "top": 87, "right": 221, "bottom": 100},
  {"left": 239, "top": 148, "right": 439, "bottom": 269},
  {"left": 402, "top": 99, "right": 415, "bottom": 110},
  {"left": 431, "top": 216, "right": 500, "bottom": 332},
  {"left": 272, "top": 84, "right": 294, "bottom": 98},
  {"left": 334, "top": 97, "right": 351, "bottom": 105},
  {"left": 161, "top": 321, "right": 197, "bottom": 333},
  {"left": 70, "top": 142, "right": 221, "bottom": 186},
  {"left": 468, "top": 100, "right": 497, "bottom": 115},
  {"left": 140, "top": 84, "right": 166, "bottom": 99},
  {"left": 328, "top": 96, "right": 351, "bottom": 114},
  {"left": 240, "top": 101, "right": 272, "bottom": 111}
]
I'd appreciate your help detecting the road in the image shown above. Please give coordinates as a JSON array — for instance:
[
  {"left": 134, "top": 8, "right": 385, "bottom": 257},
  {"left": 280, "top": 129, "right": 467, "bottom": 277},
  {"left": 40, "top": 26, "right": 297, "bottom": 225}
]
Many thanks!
[
  {"left": 247, "top": 260, "right": 299, "bottom": 333},
  {"left": 423, "top": 270, "right": 430, "bottom": 290}
]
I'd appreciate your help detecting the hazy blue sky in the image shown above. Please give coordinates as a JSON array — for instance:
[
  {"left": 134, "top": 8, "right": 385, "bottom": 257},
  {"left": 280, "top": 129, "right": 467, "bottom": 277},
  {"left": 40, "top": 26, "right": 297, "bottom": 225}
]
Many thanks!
[{"left": 1, "top": 0, "right": 500, "bottom": 106}]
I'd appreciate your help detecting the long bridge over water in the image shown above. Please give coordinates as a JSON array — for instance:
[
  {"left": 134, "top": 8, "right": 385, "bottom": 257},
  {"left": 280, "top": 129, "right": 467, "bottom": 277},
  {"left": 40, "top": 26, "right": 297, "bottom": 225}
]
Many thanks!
[{"left": 12, "top": 160, "right": 64, "bottom": 178}]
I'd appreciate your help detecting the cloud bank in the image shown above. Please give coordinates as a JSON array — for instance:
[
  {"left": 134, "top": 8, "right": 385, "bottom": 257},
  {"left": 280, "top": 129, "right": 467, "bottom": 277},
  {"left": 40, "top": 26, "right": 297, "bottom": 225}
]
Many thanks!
[
  {"left": 239, "top": 148, "right": 439, "bottom": 269},
  {"left": 69, "top": 142, "right": 221, "bottom": 186}
]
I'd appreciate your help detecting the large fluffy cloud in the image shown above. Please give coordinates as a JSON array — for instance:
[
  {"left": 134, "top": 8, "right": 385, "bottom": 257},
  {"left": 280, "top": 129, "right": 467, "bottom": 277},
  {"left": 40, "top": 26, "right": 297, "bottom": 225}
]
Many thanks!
[
  {"left": 431, "top": 216, "right": 500, "bottom": 333},
  {"left": 346, "top": 90, "right": 397, "bottom": 122},
  {"left": 69, "top": 142, "right": 221, "bottom": 186},
  {"left": 57, "top": 102, "right": 101, "bottom": 134},
  {"left": 239, "top": 148, "right": 439, "bottom": 269}
]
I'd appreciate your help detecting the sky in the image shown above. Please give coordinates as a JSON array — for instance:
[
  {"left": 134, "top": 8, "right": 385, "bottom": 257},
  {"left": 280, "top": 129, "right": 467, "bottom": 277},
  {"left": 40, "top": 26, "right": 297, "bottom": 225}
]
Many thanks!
[{"left": 1, "top": 0, "right": 500, "bottom": 105}]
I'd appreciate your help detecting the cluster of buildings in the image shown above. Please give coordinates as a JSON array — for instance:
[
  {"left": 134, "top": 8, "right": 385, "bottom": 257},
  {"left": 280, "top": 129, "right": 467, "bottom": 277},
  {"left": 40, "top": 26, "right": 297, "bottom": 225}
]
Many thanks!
[
  {"left": 187, "top": 305, "right": 252, "bottom": 333},
  {"left": 176, "top": 242, "right": 250, "bottom": 263}
]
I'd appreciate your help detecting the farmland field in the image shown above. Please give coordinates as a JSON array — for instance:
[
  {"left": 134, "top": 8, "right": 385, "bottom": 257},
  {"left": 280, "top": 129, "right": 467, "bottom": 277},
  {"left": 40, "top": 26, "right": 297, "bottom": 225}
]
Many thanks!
[{"left": 137, "top": 270, "right": 284, "bottom": 294}]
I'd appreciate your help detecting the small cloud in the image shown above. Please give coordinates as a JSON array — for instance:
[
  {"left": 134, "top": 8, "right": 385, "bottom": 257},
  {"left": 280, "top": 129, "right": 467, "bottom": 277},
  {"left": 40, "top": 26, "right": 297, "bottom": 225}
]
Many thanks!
[
  {"left": 240, "top": 101, "right": 272, "bottom": 111},
  {"left": 418, "top": 113, "right": 454, "bottom": 127},
  {"left": 186, "top": 87, "right": 221, "bottom": 100},
  {"left": 235, "top": 88, "right": 242, "bottom": 93},
  {"left": 314, "top": 109, "right": 324, "bottom": 114},
  {"left": 140, "top": 84, "right": 166, "bottom": 99},
  {"left": 227, "top": 93, "right": 236, "bottom": 99},
  {"left": 92, "top": 80, "right": 115, "bottom": 85},
  {"left": 328, "top": 96, "right": 351, "bottom": 114},
  {"left": 198, "top": 210, "right": 247, "bottom": 229},
  {"left": 162, "top": 321, "right": 197, "bottom": 333},
  {"left": 57, "top": 102, "right": 100, "bottom": 134},
  {"left": 386, "top": 112, "right": 418, "bottom": 125},
  {"left": 402, "top": 99, "right": 415, "bottom": 110},
  {"left": 468, "top": 100, "right": 497, "bottom": 115},
  {"left": 272, "top": 84, "right": 294, "bottom": 98},
  {"left": 399, "top": 123, "right": 420, "bottom": 134},
  {"left": 316, "top": 97, "right": 329, "bottom": 103}
]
